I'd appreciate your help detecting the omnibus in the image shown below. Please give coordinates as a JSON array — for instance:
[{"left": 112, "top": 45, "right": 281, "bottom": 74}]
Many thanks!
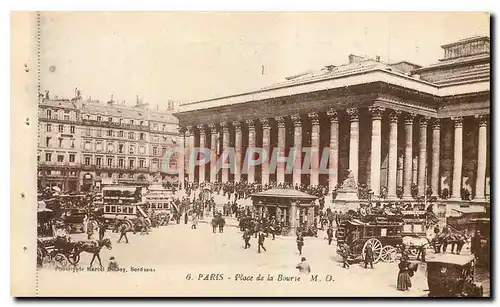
[{"left": 97, "top": 186, "right": 149, "bottom": 229}]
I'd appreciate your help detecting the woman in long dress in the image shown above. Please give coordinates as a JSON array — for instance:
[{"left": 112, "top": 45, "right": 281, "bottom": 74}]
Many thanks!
[{"left": 397, "top": 257, "right": 412, "bottom": 291}]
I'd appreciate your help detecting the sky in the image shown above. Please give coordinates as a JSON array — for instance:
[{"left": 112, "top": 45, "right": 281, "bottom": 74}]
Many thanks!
[{"left": 39, "top": 12, "right": 490, "bottom": 107}]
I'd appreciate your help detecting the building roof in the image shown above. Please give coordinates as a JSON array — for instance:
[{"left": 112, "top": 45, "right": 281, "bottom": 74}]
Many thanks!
[
  {"left": 426, "top": 254, "right": 475, "bottom": 266},
  {"left": 251, "top": 188, "right": 317, "bottom": 199},
  {"left": 80, "top": 102, "right": 178, "bottom": 123},
  {"left": 441, "top": 36, "right": 489, "bottom": 48}
]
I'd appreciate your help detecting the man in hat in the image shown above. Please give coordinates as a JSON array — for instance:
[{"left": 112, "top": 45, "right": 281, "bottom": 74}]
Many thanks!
[
  {"left": 257, "top": 231, "right": 267, "bottom": 254},
  {"left": 364, "top": 243, "right": 374, "bottom": 269},
  {"left": 296, "top": 257, "right": 311, "bottom": 274},
  {"left": 326, "top": 226, "right": 334, "bottom": 245}
]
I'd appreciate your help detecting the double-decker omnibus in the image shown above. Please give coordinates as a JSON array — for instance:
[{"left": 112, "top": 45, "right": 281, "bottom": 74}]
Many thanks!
[{"left": 97, "top": 186, "right": 148, "bottom": 229}]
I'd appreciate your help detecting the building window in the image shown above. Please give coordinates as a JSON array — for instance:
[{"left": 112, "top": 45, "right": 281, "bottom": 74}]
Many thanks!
[
  {"left": 139, "top": 159, "right": 145, "bottom": 168},
  {"left": 58, "top": 125, "right": 64, "bottom": 133},
  {"left": 37, "top": 155, "right": 40, "bottom": 162},
  {"left": 96, "top": 157, "right": 102, "bottom": 166},
  {"left": 107, "top": 129, "right": 113, "bottom": 137},
  {"left": 46, "top": 124, "right": 52, "bottom": 132},
  {"left": 118, "top": 131, "right": 124, "bottom": 138},
  {"left": 139, "top": 146, "right": 145, "bottom": 154},
  {"left": 96, "top": 142, "right": 103, "bottom": 152},
  {"left": 107, "top": 143, "right": 114, "bottom": 152},
  {"left": 130, "top": 120, "right": 134, "bottom": 125},
  {"left": 70, "top": 126, "right": 75, "bottom": 134},
  {"left": 46, "top": 110, "right": 51, "bottom": 118},
  {"left": 140, "top": 121, "right": 144, "bottom": 126},
  {"left": 84, "top": 141, "right": 91, "bottom": 151},
  {"left": 70, "top": 139, "right": 75, "bottom": 148},
  {"left": 107, "top": 158, "right": 113, "bottom": 167},
  {"left": 97, "top": 116, "right": 101, "bottom": 122},
  {"left": 118, "top": 159, "right": 124, "bottom": 167},
  {"left": 64, "top": 115, "right": 70, "bottom": 121},
  {"left": 152, "top": 159, "right": 158, "bottom": 169},
  {"left": 69, "top": 154, "right": 75, "bottom": 162},
  {"left": 84, "top": 156, "right": 91, "bottom": 165},
  {"left": 129, "top": 145, "right": 135, "bottom": 154},
  {"left": 153, "top": 147, "right": 158, "bottom": 156},
  {"left": 140, "top": 133, "right": 144, "bottom": 140},
  {"left": 45, "top": 153, "right": 52, "bottom": 162},
  {"left": 129, "top": 159, "right": 135, "bottom": 168},
  {"left": 162, "top": 147, "right": 167, "bottom": 155},
  {"left": 54, "top": 112, "right": 58, "bottom": 120},
  {"left": 163, "top": 124, "right": 166, "bottom": 131},
  {"left": 45, "top": 137, "right": 51, "bottom": 147},
  {"left": 58, "top": 138, "right": 63, "bottom": 148},
  {"left": 128, "top": 132, "right": 134, "bottom": 140},
  {"left": 108, "top": 172, "right": 113, "bottom": 178},
  {"left": 108, "top": 117, "right": 112, "bottom": 122},
  {"left": 57, "top": 155, "right": 64, "bottom": 162},
  {"left": 85, "top": 128, "right": 91, "bottom": 136},
  {"left": 96, "top": 129, "right": 102, "bottom": 137},
  {"left": 118, "top": 144, "right": 124, "bottom": 153}
]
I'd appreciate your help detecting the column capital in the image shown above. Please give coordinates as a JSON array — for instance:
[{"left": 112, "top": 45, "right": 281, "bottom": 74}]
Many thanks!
[
  {"left": 245, "top": 119, "right": 256, "bottom": 130},
  {"left": 475, "top": 114, "right": 489, "bottom": 127},
  {"left": 388, "top": 110, "right": 403, "bottom": 123},
  {"left": 419, "top": 116, "right": 429, "bottom": 127},
  {"left": 451, "top": 116, "right": 463, "bottom": 128},
  {"left": 196, "top": 124, "right": 206, "bottom": 135},
  {"left": 404, "top": 113, "right": 416, "bottom": 125},
  {"left": 308, "top": 112, "right": 320, "bottom": 125},
  {"left": 260, "top": 118, "right": 271, "bottom": 129},
  {"left": 346, "top": 108, "right": 359, "bottom": 121},
  {"left": 209, "top": 123, "right": 218, "bottom": 134},
  {"left": 275, "top": 116, "right": 286, "bottom": 128},
  {"left": 220, "top": 121, "right": 230, "bottom": 133},
  {"left": 326, "top": 108, "right": 338, "bottom": 123},
  {"left": 431, "top": 118, "right": 441, "bottom": 130},
  {"left": 232, "top": 121, "right": 242, "bottom": 131},
  {"left": 186, "top": 125, "right": 194, "bottom": 136},
  {"left": 368, "top": 106, "right": 385, "bottom": 119},
  {"left": 291, "top": 114, "right": 302, "bottom": 127}
]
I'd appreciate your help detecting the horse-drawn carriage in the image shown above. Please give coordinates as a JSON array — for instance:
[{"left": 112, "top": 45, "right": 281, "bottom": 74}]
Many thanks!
[
  {"left": 336, "top": 214, "right": 404, "bottom": 263},
  {"left": 37, "top": 237, "right": 80, "bottom": 268}
]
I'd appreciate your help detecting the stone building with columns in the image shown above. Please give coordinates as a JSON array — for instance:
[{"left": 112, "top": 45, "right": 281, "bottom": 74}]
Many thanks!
[{"left": 175, "top": 36, "right": 490, "bottom": 211}]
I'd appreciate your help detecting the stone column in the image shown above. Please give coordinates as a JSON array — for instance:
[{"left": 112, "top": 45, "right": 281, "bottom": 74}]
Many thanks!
[
  {"left": 186, "top": 126, "right": 195, "bottom": 183},
  {"left": 475, "top": 115, "right": 488, "bottom": 201},
  {"left": 387, "top": 110, "right": 400, "bottom": 199},
  {"left": 431, "top": 119, "right": 441, "bottom": 197},
  {"left": 403, "top": 113, "right": 415, "bottom": 199},
  {"left": 327, "top": 109, "right": 339, "bottom": 193},
  {"left": 307, "top": 206, "right": 315, "bottom": 227},
  {"left": 209, "top": 124, "right": 218, "bottom": 182},
  {"left": 177, "top": 127, "right": 186, "bottom": 187},
  {"left": 246, "top": 119, "right": 256, "bottom": 183},
  {"left": 291, "top": 114, "right": 302, "bottom": 187},
  {"left": 309, "top": 112, "right": 320, "bottom": 186},
  {"left": 451, "top": 117, "right": 463, "bottom": 200},
  {"left": 276, "top": 116, "right": 286, "bottom": 185},
  {"left": 260, "top": 118, "right": 271, "bottom": 185},
  {"left": 289, "top": 200, "right": 297, "bottom": 235},
  {"left": 347, "top": 108, "right": 359, "bottom": 183},
  {"left": 369, "top": 106, "right": 384, "bottom": 197},
  {"left": 233, "top": 121, "right": 242, "bottom": 182},
  {"left": 197, "top": 124, "right": 206, "bottom": 182},
  {"left": 417, "top": 117, "right": 428, "bottom": 196},
  {"left": 221, "top": 121, "right": 230, "bottom": 183}
]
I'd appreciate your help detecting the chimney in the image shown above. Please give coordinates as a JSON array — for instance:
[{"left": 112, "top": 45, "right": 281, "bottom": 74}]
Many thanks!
[{"left": 348, "top": 54, "right": 364, "bottom": 64}]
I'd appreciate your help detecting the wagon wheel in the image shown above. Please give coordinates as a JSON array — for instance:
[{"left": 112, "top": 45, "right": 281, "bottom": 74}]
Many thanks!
[
  {"left": 362, "top": 238, "right": 383, "bottom": 263},
  {"left": 123, "top": 220, "right": 134, "bottom": 231},
  {"left": 68, "top": 252, "right": 81, "bottom": 265},
  {"left": 380, "top": 245, "right": 398, "bottom": 262},
  {"left": 52, "top": 253, "right": 69, "bottom": 269}
]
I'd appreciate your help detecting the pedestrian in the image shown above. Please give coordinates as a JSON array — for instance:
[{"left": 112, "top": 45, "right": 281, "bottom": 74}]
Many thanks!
[
  {"left": 341, "top": 243, "right": 350, "bottom": 268},
  {"left": 117, "top": 222, "right": 129, "bottom": 243},
  {"left": 326, "top": 226, "right": 334, "bottom": 245},
  {"left": 296, "top": 257, "right": 311, "bottom": 274},
  {"left": 218, "top": 217, "right": 225, "bottom": 233},
  {"left": 243, "top": 230, "right": 251, "bottom": 249},
  {"left": 258, "top": 231, "right": 267, "bottom": 253},
  {"left": 86, "top": 219, "right": 94, "bottom": 240},
  {"left": 456, "top": 233, "right": 466, "bottom": 254},
  {"left": 211, "top": 217, "right": 217, "bottom": 233},
  {"left": 98, "top": 221, "right": 106, "bottom": 240},
  {"left": 296, "top": 233, "right": 304, "bottom": 255},
  {"left": 184, "top": 212, "right": 188, "bottom": 225},
  {"left": 191, "top": 213, "right": 198, "bottom": 229},
  {"left": 108, "top": 256, "right": 119, "bottom": 271},
  {"left": 396, "top": 256, "right": 412, "bottom": 291},
  {"left": 364, "top": 243, "right": 374, "bottom": 269}
]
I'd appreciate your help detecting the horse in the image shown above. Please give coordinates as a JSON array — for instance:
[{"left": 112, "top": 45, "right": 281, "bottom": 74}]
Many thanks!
[{"left": 75, "top": 238, "right": 112, "bottom": 268}]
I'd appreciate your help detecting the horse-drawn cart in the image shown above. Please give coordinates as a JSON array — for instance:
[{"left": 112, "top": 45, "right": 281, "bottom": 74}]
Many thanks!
[
  {"left": 336, "top": 215, "right": 404, "bottom": 263},
  {"left": 37, "top": 237, "right": 81, "bottom": 268}
]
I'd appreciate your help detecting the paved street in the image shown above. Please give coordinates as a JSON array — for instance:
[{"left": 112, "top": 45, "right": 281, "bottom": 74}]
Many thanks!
[{"left": 39, "top": 221, "right": 439, "bottom": 297}]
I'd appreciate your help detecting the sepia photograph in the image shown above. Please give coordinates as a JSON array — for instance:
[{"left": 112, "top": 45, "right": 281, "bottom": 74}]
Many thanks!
[{"left": 10, "top": 11, "right": 490, "bottom": 297}]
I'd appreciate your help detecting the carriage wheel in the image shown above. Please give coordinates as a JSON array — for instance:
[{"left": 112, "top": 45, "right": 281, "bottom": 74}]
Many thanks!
[
  {"left": 53, "top": 253, "right": 69, "bottom": 268},
  {"left": 123, "top": 220, "right": 133, "bottom": 231},
  {"left": 69, "top": 253, "right": 80, "bottom": 265},
  {"left": 362, "top": 238, "right": 383, "bottom": 263},
  {"left": 380, "top": 245, "right": 398, "bottom": 262}
]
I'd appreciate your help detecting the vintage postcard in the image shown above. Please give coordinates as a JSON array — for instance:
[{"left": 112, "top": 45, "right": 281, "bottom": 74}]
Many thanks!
[{"left": 11, "top": 11, "right": 491, "bottom": 297}]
